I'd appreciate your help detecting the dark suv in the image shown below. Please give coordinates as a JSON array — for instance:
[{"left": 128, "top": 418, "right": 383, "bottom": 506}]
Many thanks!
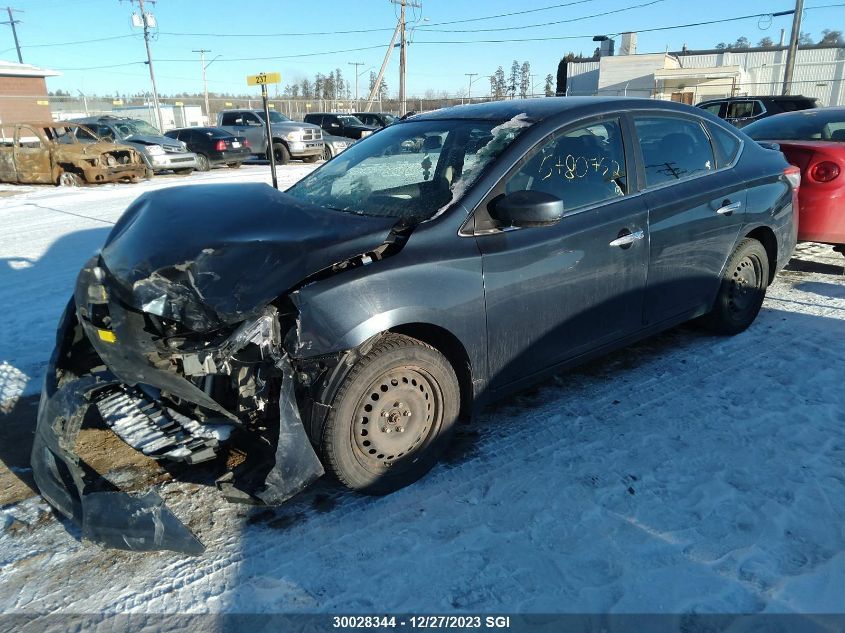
[
  {"left": 696, "top": 95, "right": 817, "bottom": 128},
  {"left": 304, "top": 113, "right": 377, "bottom": 140},
  {"left": 351, "top": 112, "right": 398, "bottom": 129}
]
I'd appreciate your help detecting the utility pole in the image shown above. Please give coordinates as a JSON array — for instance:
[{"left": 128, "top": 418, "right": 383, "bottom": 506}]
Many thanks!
[
  {"left": 1, "top": 6, "right": 23, "bottom": 63},
  {"left": 390, "top": 0, "right": 420, "bottom": 116},
  {"left": 365, "top": 19, "right": 401, "bottom": 112},
  {"left": 780, "top": 1, "right": 803, "bottom": 95},
  {"left": 348, "top": 61, "right": 365, "bottom": 106},
  {"left": 128, "top": 0, "right": 163, "bottom": 131},
  {"left": 193, "top": 48, "right": 212, "bottom": 123},
  {"left": 465, "top": 73, "right": 478, "bottom": 103}
]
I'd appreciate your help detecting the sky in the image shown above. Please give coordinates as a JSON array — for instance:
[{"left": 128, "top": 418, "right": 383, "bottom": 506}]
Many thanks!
[{"left": 1, "top": 0, "right": 843, "bottom": 99}]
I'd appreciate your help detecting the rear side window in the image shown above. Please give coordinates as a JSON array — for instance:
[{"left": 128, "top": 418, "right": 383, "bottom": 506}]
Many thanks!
[
  {"left": 634, "top": 116, "right": 715, "bottom": 187},
  {"left": 504, "top": 118, "right": 628, "bottom": 212},
  {"left": 708, "top": 125, "right": 741, "bottom": 167},
  {"left": 220, "top": 112, "right": 240, "bottom": 126}
]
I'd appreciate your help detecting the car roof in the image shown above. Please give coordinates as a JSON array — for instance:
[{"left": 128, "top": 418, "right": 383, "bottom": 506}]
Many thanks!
[
  {"left": 699, "top": 95, "right": 816, "bottom": 103},
  {"left": 411, "top": 96, "right": 704, "bottom": 123}
]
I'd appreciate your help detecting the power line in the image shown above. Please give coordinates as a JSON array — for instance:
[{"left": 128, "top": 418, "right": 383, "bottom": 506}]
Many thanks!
[
  {"left": 419, "top": 0, "right": 601, "bottom": 27},
  {"left": 21, "top": 34, "right": 139, "bottom": 48},
  {"left": 421, "top": 0, "right": 665, "bottom": 33}
]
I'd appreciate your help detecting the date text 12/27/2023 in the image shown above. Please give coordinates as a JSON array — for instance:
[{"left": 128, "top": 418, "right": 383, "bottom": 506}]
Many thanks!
[{"left": 332, "top": 616, "right": 512, "bottom": 629}]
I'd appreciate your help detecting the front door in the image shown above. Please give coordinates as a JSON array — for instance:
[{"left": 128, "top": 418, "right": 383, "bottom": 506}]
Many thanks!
[
  {"left": 632, "top": 114, "right": 747, "bottom": 325},
  {"left": 476, "top": 116, "right": 650, "bottom": 390},
  {"left": 14, "top": 126, "right": 52, "bottom": 184}
]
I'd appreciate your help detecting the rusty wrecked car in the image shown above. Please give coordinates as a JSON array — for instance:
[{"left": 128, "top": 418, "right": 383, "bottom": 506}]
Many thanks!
[
  {"left": 0, "top": 122, "right": 146, "bottom": 186},
  {"left": 33, "top": 98, "right": 796, "bottom": 554}
]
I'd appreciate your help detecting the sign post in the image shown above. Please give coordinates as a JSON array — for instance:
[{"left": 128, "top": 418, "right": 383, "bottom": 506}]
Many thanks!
[{"left": 247, "top": 72, "right": 282, "bottom": 189}]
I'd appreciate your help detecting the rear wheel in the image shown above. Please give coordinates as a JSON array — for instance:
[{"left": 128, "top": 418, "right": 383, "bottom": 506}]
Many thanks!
[
  {"left": 196, "top": 153, "right": 210, "bottom": 172},
  {"left": 322, "top": 145, "right": 333, "bottom": 161},
  {"left": 700, "top": 238, "right": 770, "bottom": 335},
  {"left": 227, "top": 162, "right": 242, "bottom": 169},
  {"left": 268, "top": 142, "right": 290, "bottom": 165},
  {"left": 321, "top": 334, "right": 460, "bottom": 494}
]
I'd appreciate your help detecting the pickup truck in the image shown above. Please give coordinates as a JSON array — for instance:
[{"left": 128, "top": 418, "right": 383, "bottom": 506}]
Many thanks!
[
  {"left": 0, "top": 122, "right": 146, "bottom": 186},
  {"left": 217, "top": 109, "right": 323, "bottom": 164}
]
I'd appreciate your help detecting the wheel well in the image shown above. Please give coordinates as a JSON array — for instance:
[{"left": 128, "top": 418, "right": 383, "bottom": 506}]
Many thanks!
[
  {"left": 271, "top": 138, "right": 289, "bottom": 148},
  {"left": 745, "top": 226, "right": 778, "bottom": 283},
  {"left": 389, "top": 323, "right": 473, "bottom": 420}
]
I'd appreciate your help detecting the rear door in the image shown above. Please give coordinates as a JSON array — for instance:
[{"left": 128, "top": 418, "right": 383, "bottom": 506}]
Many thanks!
[
  {"left": 633, "top": 113, "right": 747, "bottom": 325},
  {"left": 476, "top": 115, "right": 650, "bottom": 389}
]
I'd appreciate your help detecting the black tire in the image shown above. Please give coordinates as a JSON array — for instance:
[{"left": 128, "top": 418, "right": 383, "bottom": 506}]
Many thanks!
[
  {"left": 227, "top": 162, "right": 242, "bottom": 169},
  {"left": 303, "top": 154, "right": 320, "bottom": 163},
  {"left": 700, "top": 238, "right": 770, "bottom": 335},
  {"left": 268, "top": 142, "right": 290, "bottom": 165},
  {"left": 321, "top": 334, "right": 460, "bottom": 495},
  {"left": 174, "top": 168, "right": 194, "bottom": 175},
  {"left": 322, "top": 145, "right": 332, "bottom": 161},
  {"left": 196, "top": 154, "right": 210, "bottom": 172}
]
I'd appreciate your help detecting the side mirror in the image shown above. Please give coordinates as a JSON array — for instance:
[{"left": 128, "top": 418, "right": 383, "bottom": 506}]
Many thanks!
[{"left": 489, "top": 190, "right": 564, "bottom": 228}]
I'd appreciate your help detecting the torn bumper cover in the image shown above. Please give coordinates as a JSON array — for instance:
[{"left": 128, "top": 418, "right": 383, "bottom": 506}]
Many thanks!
[{"left": 31, "top": 260, "right": 325, "bottom": 553}]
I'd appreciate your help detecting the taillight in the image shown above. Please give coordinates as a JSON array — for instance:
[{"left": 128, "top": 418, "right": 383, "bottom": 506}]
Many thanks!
[
  {"left": 214, "top": 140, "right": 226, "bottom": 151},
  {"left": 810, "top": 161, "right": 841, "bottom": 183},
  {"left": 784, "top": 164, "right": 801, "bottom": 190},
  {"left": 242, "top": 138, "right": 250, "bottom": 147}
]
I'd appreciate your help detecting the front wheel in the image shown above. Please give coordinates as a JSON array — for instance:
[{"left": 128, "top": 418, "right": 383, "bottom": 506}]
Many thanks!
[
  {"left": 320, "top": 334, "right": 460, "bottom": 495},
  {"left": 57, "top": 171, "right": 83, "bottom": 187},
  {"left": 268, "top": 142, "right": 290, "bottom": 165},
  {"left": 322, "top": 146, "right": 333, "bottom": 161},
  {"left": 700, "top": 238, "right": 770, "bottom": 335}
]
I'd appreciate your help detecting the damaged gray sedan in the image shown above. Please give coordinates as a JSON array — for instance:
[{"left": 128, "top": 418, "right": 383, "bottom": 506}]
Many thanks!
[{"left": 33, "top": 98, "right": 797, "bottom": 553}]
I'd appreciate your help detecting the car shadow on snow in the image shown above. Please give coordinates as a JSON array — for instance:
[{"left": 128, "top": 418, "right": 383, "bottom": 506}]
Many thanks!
[{"left": 0, "top": 227, "right": 111, "bottom": 505}]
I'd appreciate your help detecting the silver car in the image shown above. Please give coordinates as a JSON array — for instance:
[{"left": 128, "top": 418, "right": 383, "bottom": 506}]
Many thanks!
[{"left": 71, "top": 116, "right": 199, "bottom": 175}]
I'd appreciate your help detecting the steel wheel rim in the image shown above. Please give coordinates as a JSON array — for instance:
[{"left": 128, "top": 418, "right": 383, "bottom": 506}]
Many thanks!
[
  {"left": 58, "top": 172, "right": 79, "bottom": 187},
  {"left": 351, "top": 366, "right": 443, "bottom": 471},
  {"left": 197, "top": 154, "right": 209, "bottom": 171},
  {"left": 323, "top": 147, "right": 331, "bottom": 160},
  {"left": 728, "top": 254, "right": 762, "bottom": 317}
]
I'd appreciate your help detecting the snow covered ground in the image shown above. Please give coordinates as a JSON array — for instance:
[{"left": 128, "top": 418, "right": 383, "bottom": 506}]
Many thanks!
[{"left": 1, "top": 165, "right": 845, "bottom": 617}]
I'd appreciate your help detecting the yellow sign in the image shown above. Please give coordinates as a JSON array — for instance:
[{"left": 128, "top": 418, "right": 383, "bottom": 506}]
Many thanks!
[
  {"left": 174, "top": 101, "right": 184, "bottom": 106},
  {"left": 36, "top": 100, "right": 49, "bottom": 106},
  {"left": 268, "top": 103, "right": 275, "bottom": 108},
  {"left": 112, "top": 99, "right": 123, "bottom": 105},
  {"left": 246, "top": 72, "right": 281, "bottom": 86},
  {"left": 225, "top": 102, "right": 233, "bottom": 106}
]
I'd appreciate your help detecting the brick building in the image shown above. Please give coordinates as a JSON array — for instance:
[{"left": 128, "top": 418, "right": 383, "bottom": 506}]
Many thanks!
[{"left": 0, "top": 60, "right": 60, "bottom": 126}]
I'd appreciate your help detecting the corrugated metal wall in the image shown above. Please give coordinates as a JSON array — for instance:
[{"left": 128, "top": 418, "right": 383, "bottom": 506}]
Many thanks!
[{"left": 568, "top": 46, "right": 845, "bottom": 105}]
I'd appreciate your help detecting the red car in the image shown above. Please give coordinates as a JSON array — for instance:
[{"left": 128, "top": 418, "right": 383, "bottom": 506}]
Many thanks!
[{"left": 744, "top": 107, "right": 845, "bottom": 252}]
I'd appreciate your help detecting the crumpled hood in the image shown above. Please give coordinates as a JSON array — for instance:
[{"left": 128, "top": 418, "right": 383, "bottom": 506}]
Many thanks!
[
  {"left": 99, "top": 183, "right": 398, "bottom": 330},
  {"left": 124, "top": 134, "right": 184, "bottom": 149}
]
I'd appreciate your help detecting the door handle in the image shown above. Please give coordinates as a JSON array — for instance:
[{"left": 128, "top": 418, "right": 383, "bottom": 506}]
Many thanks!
[
  {"left": 716, "top": 201, "right": 742, "bottom": 215},
  {"left": 609, "top": 229, "right": 645, "bottom": 247}
]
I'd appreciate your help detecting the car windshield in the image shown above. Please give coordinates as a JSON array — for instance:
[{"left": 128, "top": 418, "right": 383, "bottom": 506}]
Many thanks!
[
  {"left": 383, "top": 114, "right": 398, "bottom": 125},
  {"left": 112, "top": 119, "right": 162, "bottom": 138},
  {"left": 287, "top": 116, "right": 532, "bottom": 223},
  {"left": 257, "top": 111, "right": 290, "bottom": 123},
  {"left": 744, "top": 110, "right": 845, "bottom": 141},
  {"left": 338, "top": 115, "right": 365, "bottom": 126}
]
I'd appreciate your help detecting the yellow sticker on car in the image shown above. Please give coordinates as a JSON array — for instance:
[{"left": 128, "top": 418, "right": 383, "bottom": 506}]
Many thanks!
[{"left": 97, "top": 329, "right": 117, "bottom": 343}]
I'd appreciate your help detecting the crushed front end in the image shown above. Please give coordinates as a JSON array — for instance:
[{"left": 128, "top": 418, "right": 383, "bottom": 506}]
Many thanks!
[{"left": 32, "top": 256, "right": 324, "bottom": 554}]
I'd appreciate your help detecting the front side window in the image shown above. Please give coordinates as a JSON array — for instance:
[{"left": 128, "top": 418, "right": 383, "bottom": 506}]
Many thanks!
[
  {"left": 242, "top": 113, "right": 263, "bottom": 126},
  {"left": 287, "top": 117, "right": 530, "bottom": 223},
  {"left": 634, "top": 116, "right": 714, "bottom": 187},
  {"left": 700, "top": 102, "right": 724, "bottom": 117},
  {"left": 256, "top": 111, "right": 290, "bottom": 123},
  {"left": 17, "top": 126, "right": 42, "bottom": 149},
  {"left": 504, "top": 118, "right": 627, "bottom": 212}
]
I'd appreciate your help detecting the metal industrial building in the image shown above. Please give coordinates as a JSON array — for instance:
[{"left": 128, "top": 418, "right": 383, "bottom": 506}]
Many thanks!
[{"left": 565, "top": 34, "right": 845, "bottom": 106}]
